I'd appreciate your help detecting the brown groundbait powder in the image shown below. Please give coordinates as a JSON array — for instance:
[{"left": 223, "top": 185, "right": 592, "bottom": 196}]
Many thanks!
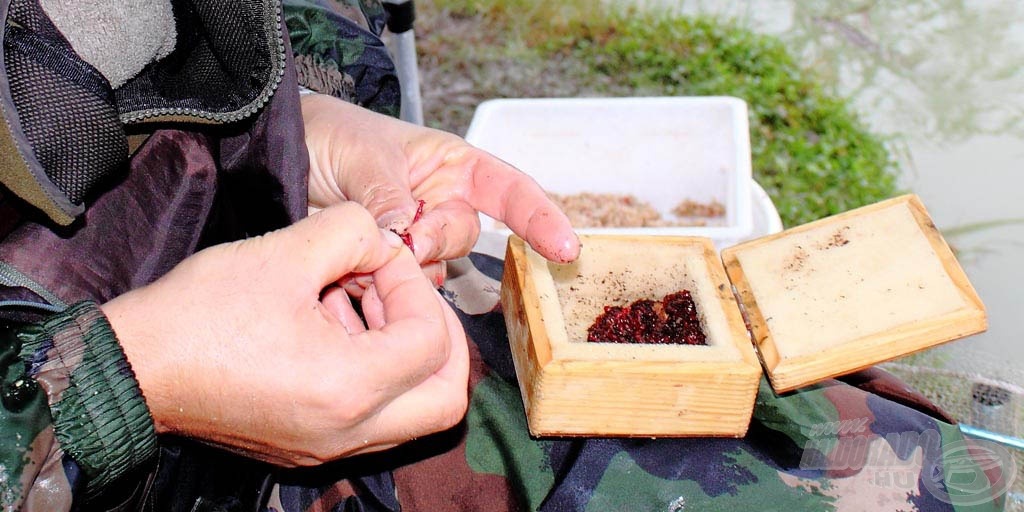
[{"left": 548, "top": 192, "right": 725, "bottom": 228}]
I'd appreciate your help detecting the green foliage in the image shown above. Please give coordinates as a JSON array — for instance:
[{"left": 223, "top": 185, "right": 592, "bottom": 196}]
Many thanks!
[{"left": 427, "top": 0, "right": 900, "bottom": 226}]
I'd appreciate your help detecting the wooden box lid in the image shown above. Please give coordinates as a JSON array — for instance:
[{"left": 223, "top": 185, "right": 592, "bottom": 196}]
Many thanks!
[{"left": 721, "top": 194, "right": 987, "bottom": 392}]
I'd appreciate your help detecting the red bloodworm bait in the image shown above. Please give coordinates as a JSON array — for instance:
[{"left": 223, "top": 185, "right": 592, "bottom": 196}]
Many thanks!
[
  {"left": 412, "top": 199, "right": 425, "bottom": 223},
  {"left": 394, "top": 231, "right": 414, "bottom": 252},
  {"left": 586, "top": 290, "right": 707, "bottom": 345},
  {"left": 390, "top": 199, "right": 427, "bottom": 253}
]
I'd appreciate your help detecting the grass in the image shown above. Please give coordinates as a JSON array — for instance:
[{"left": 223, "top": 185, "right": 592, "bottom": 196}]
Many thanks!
[{"left": 415, "top": 0, "right": 900, "bottom": 226}]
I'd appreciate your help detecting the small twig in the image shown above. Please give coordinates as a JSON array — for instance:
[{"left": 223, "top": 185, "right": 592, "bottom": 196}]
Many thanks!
[{"left": 942, "top": 218, "right": 1024, "bottom": 238}]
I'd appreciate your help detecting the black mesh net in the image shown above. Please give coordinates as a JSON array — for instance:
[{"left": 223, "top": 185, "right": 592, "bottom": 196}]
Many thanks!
[
  {"left": 115, "top": 0, "right": 276, "bottom": 116},
  {"left": 3, "top": 0, "right": 127, "bottom": 207},
  {"left": 2, "top": 0, "right": 280, "bottom": 210}
]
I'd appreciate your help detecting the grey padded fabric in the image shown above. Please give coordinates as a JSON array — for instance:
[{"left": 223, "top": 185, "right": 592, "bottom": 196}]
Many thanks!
[{"left": 39, "top": 0, "right": 176, "bottom": 89}]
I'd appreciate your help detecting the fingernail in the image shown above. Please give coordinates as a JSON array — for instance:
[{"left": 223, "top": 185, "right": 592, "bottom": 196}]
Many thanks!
[
  {"left": 414, "top": 236, "right": 434, "bottom": 261},
  {"left": 354, "top": 274, "right": 374, "bottom": 288},
  {"left": 377, "top": 210, "right": 410, "bottom": 233},
  {"left": 435, "top": 267, "right": 446, "bottom": 287},
  {"left": 552, "top": 234, "right": 582, "bottom": 263},
  {"left": 383, "top": 229, "right": 405, "bottom": 249}
]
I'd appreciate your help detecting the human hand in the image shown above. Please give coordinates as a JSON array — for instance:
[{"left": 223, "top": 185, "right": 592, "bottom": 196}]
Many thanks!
[
  {"left": 101, "top": 203, "right": 469, "bottom": 466},
  {"left": 302, "top": 94, "right": 581, "bottom": 272}
]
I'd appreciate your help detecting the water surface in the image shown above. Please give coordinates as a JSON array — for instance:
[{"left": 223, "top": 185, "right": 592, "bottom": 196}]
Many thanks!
[{"left": 654, "top": 1, "right": 1024, "bottom": 394}]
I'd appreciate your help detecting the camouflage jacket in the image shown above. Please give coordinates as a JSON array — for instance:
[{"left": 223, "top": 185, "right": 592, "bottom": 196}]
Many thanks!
[
  {"left": 1, "top": 0, "right": 1014, "bottom": 510},
  {"left": 0, "top": 0, "right": 397, "bottom": 510}
]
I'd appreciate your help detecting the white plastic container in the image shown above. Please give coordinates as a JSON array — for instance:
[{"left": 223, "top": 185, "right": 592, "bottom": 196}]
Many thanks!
[{"left": 465, "top": 97, "right": 756, "bottom": 253}]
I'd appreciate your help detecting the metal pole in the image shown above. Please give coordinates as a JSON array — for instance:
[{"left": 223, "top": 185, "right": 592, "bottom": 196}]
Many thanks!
[{"left": 382, "top": 0, "right": 424, "bottom": 126}]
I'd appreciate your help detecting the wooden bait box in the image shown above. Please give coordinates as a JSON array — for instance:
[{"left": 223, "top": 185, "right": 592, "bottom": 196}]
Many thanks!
[{"left": 500, "top": 195, "right": 986, "bottom": 437}]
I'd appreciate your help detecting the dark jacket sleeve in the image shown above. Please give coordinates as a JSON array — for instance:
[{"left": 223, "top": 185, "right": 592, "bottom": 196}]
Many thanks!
[
  {"left": 284, "top": 0, "right": 401, "bottom": 117},
  {"left": 0, "top": 301, "right": 156, "bottom": 510}
]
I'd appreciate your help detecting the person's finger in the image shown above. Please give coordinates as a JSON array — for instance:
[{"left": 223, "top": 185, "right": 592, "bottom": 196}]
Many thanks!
[
  {"left": 336, "top": 144, "right": 420, "bottom": 233},
  {"left": 421, "top": 260, "right": 447, "bottom": 289},
  {"left": 427, "top": 291, "right": 469, "bottom": 385},
  {"left": 458, "top": 150, "right": 580, "bottom": 262},
  {"left": 361, "top": 293, "right": 470, "bottom": 447},
  {"left": 339, "top": 260, "right": 444, "bottom": 303},
  {"left": 303, "top": 94, "right": 419, "bottom": 225},
  {"left": 338, "top": 273, "right": 373, "bottom": 299},
  {"left": 267, "top": 203, "right": 405, "bottom": 287},
  {"left": 348, "top": 247, "right": 450, "bottom": 396},
  {"left": 360, "top": 282, "right": 385, "bottom": 330},
  {"left": 360, "top": 180, "right": 420, "bottom": 234},
  {"left": 321, "top": 286, "right": 366, "bottom": 335},
  {"left": 405, "top": 200, "right": 481, "bottom": 263}
]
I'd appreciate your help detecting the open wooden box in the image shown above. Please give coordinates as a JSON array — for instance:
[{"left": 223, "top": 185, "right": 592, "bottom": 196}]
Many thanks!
[
  {"left": 501, "top": 194, "right": 986, "bottom": 437},
  {"left": 501, "top": 235, "right": 763, "bottom": 437}
]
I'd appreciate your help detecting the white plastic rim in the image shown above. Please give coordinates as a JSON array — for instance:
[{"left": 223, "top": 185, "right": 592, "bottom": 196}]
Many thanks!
[
  {"left": 465, "top": 96, "right": 754, "bottom": 242},
  {"left": 470, "top": 178, "right": 782, "bottom": 259}
]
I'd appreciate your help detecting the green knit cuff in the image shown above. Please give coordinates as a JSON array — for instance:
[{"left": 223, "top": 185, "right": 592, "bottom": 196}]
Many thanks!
[{"left": 17, "top": 300, "right": 157, "bottom": 493}]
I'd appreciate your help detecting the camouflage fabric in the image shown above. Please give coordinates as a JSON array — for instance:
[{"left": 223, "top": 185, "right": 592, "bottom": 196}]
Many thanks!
[
  {"left": 284, "top": 0, "right": 401, "bottom": 117},
  {"left": 1, "top": 301, "right": 156, "bottom": 511},
  {"left": 270, "top": 253, "right": 1015, "bottom": 512}
]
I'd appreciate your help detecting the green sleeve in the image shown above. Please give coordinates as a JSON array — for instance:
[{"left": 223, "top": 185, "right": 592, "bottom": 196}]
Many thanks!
[{"left": 0, "top": 301, "right": 157, "bottom": 508}]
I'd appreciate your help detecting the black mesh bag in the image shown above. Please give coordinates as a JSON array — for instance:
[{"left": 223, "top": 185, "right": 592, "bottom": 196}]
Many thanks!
[{"left": 3, "top": 0, "right": 127, "bottom": 211}]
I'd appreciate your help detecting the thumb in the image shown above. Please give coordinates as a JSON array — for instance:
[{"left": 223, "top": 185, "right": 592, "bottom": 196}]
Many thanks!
[
  {"left": 364, "top": 182, "right": 420, "bottom": 235},
  {"left": 268, "top": 202, "right": 406, "bottom": 287},
  {"left": 340, "top": 146, "right": 420, "bottom": 233}
]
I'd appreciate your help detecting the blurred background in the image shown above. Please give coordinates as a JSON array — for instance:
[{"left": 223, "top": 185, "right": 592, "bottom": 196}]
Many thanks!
[{"left": 405, "top": 0, "right": 1023, "bottom": 505}]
